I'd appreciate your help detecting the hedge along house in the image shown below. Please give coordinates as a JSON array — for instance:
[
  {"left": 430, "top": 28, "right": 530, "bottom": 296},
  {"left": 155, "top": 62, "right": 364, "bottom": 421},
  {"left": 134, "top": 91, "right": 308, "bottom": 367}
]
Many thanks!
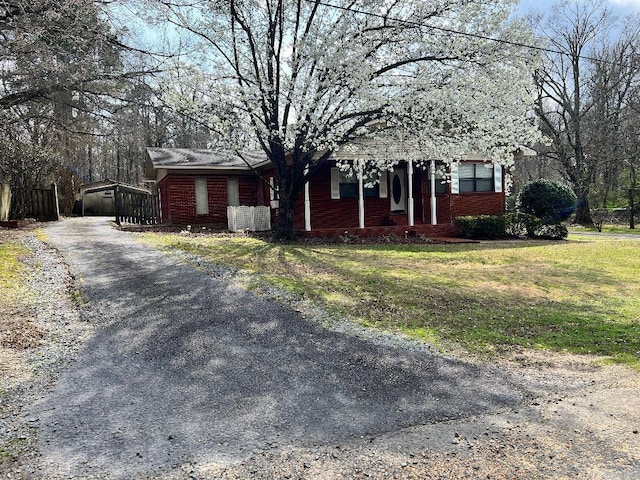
[{"left": 145, "top": 146, "right": 506, "bottom": 238}]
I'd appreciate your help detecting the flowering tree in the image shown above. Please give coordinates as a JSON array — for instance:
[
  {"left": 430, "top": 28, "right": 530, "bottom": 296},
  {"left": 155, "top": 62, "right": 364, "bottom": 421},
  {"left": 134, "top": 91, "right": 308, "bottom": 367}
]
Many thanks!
[{"left": 153, "top": 0, "right": 541, "bottom": 239}]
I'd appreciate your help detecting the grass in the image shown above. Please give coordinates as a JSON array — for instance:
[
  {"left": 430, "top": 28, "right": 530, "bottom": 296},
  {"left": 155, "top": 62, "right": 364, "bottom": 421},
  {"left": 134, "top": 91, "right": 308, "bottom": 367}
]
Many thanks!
[
  {"left": 0, "top": 239, "right": 31, "bottom": 312},
  {"left": 139, "top": 232, "right": 640, "bottom": 368},
  {"left": 569, "top": 224, "right": 640, "bottom": 235},
  {"left": 0, "top": 234, "right": 41, "bottom": 350}
]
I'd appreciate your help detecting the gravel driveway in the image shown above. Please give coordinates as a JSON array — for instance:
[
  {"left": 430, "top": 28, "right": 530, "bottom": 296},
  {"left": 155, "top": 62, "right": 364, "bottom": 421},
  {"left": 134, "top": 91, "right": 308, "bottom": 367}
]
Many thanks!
[{"left": 30, "top": 218, "right": 524, "bottom": 478}]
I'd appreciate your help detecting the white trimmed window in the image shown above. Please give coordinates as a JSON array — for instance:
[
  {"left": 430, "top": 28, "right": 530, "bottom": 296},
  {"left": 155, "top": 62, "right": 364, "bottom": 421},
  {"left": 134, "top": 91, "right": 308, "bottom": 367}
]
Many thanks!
[
  {"left": 458, "top": 163, "right": 494, "bottom": 193},
  {"left": 195, "top": 178, "right": 209, "bottom": 214}
]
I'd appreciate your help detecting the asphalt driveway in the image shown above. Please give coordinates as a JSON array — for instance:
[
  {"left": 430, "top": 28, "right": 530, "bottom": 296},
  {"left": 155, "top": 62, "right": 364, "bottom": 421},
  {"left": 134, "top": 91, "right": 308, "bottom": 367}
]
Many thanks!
[{"left": 33, "top": 218, "right": 526, "bottom": 479}]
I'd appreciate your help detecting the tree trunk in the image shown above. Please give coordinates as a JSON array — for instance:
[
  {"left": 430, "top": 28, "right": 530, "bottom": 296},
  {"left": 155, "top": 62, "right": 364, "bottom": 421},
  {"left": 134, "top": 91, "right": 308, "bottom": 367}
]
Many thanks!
[
  {"left": 273, "top": 188, "right": 298, "bottom": 241},
  {"left": 573, "top": 193, "right": 594, "bottom": 225},
  {"left": 630, "top": 188, "right": 636, "bottom": 230}
]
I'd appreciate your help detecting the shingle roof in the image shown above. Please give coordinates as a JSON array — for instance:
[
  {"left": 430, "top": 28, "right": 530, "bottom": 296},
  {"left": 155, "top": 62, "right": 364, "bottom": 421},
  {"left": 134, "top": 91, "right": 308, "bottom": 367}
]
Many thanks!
[{"left": 146, "top": 148, "right": 270, "bottom": 170}]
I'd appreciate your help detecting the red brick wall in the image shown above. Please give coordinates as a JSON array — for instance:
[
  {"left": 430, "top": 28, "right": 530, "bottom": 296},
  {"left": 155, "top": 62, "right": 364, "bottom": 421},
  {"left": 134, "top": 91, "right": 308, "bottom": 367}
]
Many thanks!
[
  {"left": 450, "top": 192, "right": 505, "bottom": 218},
  {"left": 158, "top": 173, "right": 259, "bottom": 225}
]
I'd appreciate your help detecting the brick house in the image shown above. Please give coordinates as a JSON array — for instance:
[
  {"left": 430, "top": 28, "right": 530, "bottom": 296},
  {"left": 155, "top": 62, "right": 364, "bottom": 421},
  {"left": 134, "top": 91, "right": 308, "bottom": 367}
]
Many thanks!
[{"left": 145, "top": 147, "right": 505, "bottom": 238}]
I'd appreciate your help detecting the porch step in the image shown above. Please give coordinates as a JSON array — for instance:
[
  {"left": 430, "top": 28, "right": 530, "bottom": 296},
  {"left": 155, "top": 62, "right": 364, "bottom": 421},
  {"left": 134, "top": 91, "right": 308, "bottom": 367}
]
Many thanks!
[{"left": 303, "top": 223, "right": 459, "bottom": 239}]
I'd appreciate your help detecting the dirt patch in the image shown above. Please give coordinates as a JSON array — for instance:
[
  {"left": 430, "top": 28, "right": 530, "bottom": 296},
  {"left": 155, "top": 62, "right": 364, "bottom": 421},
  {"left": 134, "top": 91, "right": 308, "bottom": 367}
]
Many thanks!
[{"left": 0, "top": 314, "right": 44, "bottom": 349}]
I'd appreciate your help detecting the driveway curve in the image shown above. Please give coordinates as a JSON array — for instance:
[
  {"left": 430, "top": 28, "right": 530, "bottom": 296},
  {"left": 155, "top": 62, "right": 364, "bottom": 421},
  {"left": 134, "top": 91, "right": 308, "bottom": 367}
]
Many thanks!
[{"left": 34, "top": 217, "right": 526, "bottom": 479}]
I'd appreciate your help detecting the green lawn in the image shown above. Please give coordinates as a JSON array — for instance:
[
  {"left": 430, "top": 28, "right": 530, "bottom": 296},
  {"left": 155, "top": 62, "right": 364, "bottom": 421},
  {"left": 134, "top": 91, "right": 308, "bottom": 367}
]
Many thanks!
[
  {"left": 139, "top": 232, "right": 640, "bottom": 367},
  {"left": 569, "top": 225, "right": 640, "bottom": 235}
]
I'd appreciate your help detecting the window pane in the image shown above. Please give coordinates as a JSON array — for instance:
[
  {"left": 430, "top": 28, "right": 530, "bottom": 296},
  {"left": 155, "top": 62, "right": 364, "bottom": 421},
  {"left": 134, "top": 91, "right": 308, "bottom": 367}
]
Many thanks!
[
  {"left": 339, "top": 171, "right": 358, "bottom": 184},
  {"left": 459, "top": 179, "right": 475, "bottom": 193},
  {"left": 364, "top": 185, "right": 379, "bottom": 197},
  {"left": 458, "top": 164, "right": 475, "bottom": 179},
  {"left": 428, "top": 170, "right": 447, "bottom": 194},
  {"left": 476, "top": 165, "right": 493, "bottom": 178},
  {"left": 476, "top": 179, "right": 493, "bottom": 192},
  {"left": 340, "top": 183, "right": 358, "bottom": 198}
]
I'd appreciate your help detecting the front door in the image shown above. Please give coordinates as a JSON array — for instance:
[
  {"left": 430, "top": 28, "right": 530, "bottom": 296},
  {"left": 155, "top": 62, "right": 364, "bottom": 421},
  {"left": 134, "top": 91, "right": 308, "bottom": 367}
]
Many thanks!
[{"left": 390, "top": 168, "right": 406, "bottom": 213}]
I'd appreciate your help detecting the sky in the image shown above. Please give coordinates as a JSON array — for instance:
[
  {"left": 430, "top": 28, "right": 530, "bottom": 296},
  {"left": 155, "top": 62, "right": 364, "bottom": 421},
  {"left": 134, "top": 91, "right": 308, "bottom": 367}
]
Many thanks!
[{"left": 517, "top": 0, "right": 640, "bottom": 16}]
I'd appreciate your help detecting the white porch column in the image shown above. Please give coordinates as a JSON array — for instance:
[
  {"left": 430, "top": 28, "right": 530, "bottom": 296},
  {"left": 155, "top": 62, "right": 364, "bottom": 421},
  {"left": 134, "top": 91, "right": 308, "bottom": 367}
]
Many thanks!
[
  {"left": 430, "top": 159, "right": 437, "bottom": 225},
  {"left": 358, "top": 162, "right": 365, "bottom": 229},
  {"left": 408, "top": 159, "right": 414, "bottom": 226},
  {"left": 304, "top": 167, "right": 311, "bottom": 231}
]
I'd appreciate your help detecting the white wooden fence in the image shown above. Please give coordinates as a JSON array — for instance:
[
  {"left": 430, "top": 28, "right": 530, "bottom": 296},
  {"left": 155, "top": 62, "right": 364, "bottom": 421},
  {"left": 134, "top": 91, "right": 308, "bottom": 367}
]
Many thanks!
[{"left": 227, "top": 206, "right": 271, "bottom": 232}]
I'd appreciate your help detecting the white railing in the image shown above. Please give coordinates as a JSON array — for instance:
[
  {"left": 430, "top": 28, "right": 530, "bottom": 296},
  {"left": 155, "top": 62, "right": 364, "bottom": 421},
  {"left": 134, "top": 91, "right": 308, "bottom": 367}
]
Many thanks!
[{"left": 227, "top": 206, "right": 271, "bottom": 232}]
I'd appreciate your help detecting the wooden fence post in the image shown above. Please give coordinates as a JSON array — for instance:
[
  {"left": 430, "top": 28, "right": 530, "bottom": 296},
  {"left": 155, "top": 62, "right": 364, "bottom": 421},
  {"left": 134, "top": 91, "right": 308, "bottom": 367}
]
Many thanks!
[
  {"left": 51, "top": 183, "right": 60, "bottom": 221},
  {"left": 114, "top": 186, "right": 121, "bottom": 226}
]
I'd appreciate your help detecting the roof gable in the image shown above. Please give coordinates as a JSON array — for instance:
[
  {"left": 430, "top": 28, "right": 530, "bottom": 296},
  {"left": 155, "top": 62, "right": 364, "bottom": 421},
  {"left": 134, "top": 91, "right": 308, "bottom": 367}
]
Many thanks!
[{"left": 146, "top": 148, "right": 270, "bottom": 170}]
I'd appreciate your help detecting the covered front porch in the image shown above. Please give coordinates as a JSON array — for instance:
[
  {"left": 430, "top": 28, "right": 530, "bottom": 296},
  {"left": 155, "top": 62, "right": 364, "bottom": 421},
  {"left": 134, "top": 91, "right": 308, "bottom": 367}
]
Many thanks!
[{"left": 297, "top": 159, "right": 457, "bottom": 237}]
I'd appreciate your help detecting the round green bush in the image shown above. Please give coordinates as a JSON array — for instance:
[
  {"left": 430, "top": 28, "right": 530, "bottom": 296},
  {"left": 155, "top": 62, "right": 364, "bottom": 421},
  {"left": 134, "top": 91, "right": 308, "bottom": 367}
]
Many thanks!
[{"left": 515, "top": 179, "right": 577, "bottom": 224}]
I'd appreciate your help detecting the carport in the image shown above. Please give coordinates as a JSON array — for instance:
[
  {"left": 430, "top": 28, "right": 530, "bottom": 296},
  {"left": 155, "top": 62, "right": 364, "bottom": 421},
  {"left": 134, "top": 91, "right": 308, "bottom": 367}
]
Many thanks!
[{"left": 79, "top": 181, "right": 160, "bottom": 225}]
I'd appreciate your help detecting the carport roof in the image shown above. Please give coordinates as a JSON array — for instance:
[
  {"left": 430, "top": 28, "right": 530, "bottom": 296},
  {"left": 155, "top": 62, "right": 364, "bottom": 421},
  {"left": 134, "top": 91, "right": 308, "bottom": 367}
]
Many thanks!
[{"left": 80, "top": 181, "right": 151, "bottom": 196}]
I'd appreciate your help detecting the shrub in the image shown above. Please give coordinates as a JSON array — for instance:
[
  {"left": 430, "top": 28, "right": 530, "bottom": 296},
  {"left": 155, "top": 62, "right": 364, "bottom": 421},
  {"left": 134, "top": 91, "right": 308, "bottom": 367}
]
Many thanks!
[
  {"left": 455, "top": 215, "right": 508, "bottom": 240},
  {"left": 534, "top": 223, "right": 569, "bottom": 240},
  {"left": 503, "top": 212, "right": 543, "bottom": 238},
  {"left": 516, "top": 179, "right": 577, "bottom": 224}
]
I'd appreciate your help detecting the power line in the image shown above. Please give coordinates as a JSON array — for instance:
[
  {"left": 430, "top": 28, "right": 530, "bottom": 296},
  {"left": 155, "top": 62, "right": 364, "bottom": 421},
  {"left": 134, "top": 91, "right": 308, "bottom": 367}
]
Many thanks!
[{"left": 305, "top": 0, "right": 636, "bottom": 69}]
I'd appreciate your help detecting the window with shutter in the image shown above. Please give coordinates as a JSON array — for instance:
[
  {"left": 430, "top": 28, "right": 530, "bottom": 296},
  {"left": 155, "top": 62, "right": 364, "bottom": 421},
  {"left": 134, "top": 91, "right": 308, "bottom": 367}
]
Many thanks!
[
  {"left": 331, "top": 167, "right": 380, "bottom": 199},
  {"left": 458, "top": 163, "right": 494, "bottom": 193}
]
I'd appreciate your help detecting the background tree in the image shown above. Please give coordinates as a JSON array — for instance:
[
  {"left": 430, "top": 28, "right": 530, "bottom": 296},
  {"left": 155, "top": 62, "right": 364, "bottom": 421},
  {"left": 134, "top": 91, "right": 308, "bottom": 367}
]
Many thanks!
[
  {"left": 532, "top": 0, "right": 613, "bottom": 225},
  {"left": 530, "top": 0, "right": 640, "bottom": 227},
  {"left": 0, "top": 0, "right": 164, "bottom": 211},
  {"left": 149, "top": 0, "right": 541, "bottom": 239},
  {"left": 587, "top": 20, "right": 640, "bottom": 228}
]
